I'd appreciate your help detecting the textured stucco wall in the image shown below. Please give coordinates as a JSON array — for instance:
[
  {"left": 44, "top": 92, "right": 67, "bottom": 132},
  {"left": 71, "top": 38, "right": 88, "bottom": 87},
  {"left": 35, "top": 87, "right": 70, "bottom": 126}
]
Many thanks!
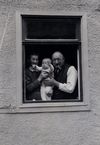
[{"left": 0, "top": 0, "right": 100, "bottom": 145}]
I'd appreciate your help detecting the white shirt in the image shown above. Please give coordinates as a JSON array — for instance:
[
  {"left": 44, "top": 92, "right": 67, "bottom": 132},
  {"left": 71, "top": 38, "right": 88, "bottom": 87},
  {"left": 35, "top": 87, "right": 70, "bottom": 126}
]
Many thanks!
[{"left": 58, "top": 66, "right": 78, "bottom": 93}]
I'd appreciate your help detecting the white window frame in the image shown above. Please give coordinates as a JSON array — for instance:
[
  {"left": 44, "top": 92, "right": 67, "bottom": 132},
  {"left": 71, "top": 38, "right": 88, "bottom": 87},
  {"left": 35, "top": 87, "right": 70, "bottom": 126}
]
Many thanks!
[{"left": 15, "top": 11, "right": 90, "bottom": 113}]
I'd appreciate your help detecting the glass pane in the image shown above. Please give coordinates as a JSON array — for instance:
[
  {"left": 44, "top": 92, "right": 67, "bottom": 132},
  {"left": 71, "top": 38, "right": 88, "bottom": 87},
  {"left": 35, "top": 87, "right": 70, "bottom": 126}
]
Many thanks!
[
  {"left": 23, "top": 43, "right": 79, "bottom": 103},
  {"left": 22, "top": 16, "right": 80, "bottom": 39}
]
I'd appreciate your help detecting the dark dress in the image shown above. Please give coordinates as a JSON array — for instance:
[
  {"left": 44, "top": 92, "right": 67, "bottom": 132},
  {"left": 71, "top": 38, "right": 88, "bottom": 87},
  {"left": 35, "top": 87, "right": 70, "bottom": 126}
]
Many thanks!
[{"left": 25, "top": 68, "right": 41, "bottom": 101}]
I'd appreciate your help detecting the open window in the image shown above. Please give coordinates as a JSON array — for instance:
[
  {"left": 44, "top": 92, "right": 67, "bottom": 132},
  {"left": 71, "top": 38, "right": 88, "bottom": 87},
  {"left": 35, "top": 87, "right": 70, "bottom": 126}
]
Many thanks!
[{"left": 16, "top": 11, "right": 89, "bottom": 112}]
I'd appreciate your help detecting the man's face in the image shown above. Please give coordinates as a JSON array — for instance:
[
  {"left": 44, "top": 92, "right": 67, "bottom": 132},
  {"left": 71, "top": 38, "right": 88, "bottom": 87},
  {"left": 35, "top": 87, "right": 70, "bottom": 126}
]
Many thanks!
[
  {"left": 30, "top": 55, "right": 39, "bottom": 65},
  {"left": 52, "top": 52, "right": 64, "bottom": 70}
]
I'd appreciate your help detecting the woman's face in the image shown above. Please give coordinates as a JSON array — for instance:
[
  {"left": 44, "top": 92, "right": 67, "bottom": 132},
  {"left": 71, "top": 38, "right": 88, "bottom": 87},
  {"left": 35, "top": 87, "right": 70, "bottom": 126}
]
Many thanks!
[{"left": 30, "top": 55, "right": 39, "bottom": 65}]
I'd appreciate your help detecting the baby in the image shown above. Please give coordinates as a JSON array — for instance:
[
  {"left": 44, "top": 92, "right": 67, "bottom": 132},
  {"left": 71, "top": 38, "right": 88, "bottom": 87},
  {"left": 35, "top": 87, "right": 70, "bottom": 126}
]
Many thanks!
[
  {"left": 39, "top": 58, "right": 54, "bottom": 101},
  {"left": 31, "top": 58, "right": 54, "bottom": 100}
]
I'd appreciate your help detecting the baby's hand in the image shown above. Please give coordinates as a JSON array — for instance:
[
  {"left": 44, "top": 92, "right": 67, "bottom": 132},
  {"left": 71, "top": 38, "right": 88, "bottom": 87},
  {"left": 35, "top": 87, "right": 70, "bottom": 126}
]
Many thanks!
[
  {"left": 32, "top": 65, "right": 42, "bottom": 71},
  {"left": 36, "top": 66, "right": 42, "bottom": 71},
  {"left": 32, "top": 64, "right": 36, "bottom": 69}
]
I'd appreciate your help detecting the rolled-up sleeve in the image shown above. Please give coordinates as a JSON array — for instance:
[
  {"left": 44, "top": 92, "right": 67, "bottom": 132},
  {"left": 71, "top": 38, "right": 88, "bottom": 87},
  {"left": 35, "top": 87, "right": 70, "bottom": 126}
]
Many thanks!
[{"left": 58, "top": 66, "right": 77, "bottom": 93}]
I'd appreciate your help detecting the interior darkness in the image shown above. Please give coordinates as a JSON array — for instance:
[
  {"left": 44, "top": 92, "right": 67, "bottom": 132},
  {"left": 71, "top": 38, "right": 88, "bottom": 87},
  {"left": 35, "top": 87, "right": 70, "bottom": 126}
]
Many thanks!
[
  {"left": 23, "top": 43, "right": 79, "bottom": 102},
  {"left": 24, "top": 43, "right": 78, "bottom": 69},
  {"left": 23, "top": 17, "right": 80, "bottom": 39}
]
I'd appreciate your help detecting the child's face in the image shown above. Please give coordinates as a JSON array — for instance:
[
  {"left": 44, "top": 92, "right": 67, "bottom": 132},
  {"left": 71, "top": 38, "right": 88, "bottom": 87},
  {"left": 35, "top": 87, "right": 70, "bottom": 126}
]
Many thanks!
[{"left": 42, "top": 59, "right": 51, "bottom": 69}]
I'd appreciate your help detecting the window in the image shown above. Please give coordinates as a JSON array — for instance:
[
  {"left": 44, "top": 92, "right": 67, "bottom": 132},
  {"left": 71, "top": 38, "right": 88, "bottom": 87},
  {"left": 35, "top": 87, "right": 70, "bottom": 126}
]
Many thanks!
[{"left": 16, "top": 11, "right": 89, "bottom": 112}]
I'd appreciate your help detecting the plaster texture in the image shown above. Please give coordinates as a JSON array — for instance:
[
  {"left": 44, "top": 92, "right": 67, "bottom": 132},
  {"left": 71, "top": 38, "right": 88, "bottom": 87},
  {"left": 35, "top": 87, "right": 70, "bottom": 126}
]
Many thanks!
[{"left": 0, "top": 0, "right": 100, "bottom": 145}]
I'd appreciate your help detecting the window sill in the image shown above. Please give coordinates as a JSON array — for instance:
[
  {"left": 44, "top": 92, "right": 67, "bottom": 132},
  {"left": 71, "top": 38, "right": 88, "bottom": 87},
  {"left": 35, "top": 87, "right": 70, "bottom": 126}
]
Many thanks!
[{"left": 0, "top": 101, "right": 90, "bottom": 114}]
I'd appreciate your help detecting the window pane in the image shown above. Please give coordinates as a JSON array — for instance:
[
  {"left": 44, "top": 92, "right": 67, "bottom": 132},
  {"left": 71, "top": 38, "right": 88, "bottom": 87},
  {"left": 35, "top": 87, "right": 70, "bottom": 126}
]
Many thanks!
[
  {"left": 22, "top": 16, "right": 80, "bottom": 39},
  {"left": 23, "top": 43, "right": 79, "bottom": 103}
]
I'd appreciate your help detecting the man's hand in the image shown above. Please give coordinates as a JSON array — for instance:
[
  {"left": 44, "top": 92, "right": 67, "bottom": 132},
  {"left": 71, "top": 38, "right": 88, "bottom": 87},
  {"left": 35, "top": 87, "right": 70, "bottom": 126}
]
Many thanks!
[{"left": 44, "top": 78, "right": 59, "bottom": 87}]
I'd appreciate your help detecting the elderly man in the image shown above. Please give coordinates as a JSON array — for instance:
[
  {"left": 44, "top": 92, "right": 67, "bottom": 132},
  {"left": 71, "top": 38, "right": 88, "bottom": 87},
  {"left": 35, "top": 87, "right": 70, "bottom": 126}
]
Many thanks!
[{"left": 44, "top": 51, "right": 78, "bottom": 100}]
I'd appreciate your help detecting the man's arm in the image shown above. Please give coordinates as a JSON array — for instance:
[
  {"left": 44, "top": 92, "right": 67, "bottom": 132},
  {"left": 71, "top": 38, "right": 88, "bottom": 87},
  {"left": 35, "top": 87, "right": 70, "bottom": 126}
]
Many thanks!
[
  {"left": 44, "top": 66, "right": 77, "bottom": 93},
  {"left": 58, "top": 66, "right": 77, "bottom": 93}
]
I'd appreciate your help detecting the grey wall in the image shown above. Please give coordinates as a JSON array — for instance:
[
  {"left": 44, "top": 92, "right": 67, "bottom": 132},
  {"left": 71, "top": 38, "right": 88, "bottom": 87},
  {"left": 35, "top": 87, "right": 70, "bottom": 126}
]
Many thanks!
[{"left": 0, "top": 0, "right": 100, "bottom": 145}]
